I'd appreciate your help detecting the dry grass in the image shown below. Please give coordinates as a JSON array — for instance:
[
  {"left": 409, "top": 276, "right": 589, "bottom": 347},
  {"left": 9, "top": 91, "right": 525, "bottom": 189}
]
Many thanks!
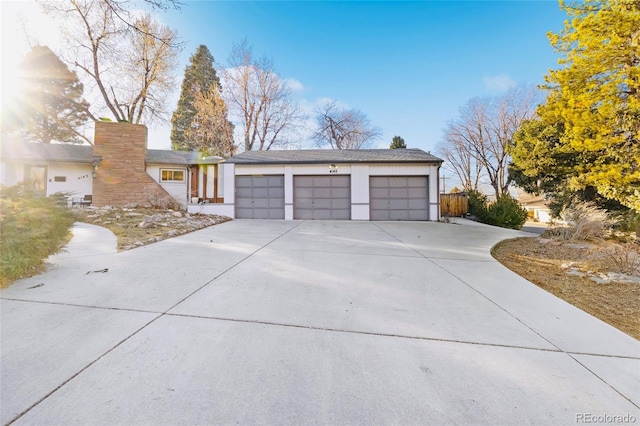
[{"left": 492, "top": 237, "right": 640, "bottom": 340}]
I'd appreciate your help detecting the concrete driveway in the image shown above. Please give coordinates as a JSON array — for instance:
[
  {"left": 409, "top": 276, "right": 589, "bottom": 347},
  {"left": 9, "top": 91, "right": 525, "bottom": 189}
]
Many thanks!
[{"left": 1, "top": 219, "right": 639, "bottom": 425}]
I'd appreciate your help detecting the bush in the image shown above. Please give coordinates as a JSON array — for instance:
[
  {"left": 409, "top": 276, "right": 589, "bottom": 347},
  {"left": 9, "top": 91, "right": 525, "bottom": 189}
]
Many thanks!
[
  {"left": 467, "top": 189, "right": 488, "bottom": 220},
  {"left": 482, "top": 195, "right": 529, "bottom": 230},
  {"left": 546, "top": 201, "right": 617, "bottom": 241},
  {"left": 611, "top": 209, "right": 640, "bottom": 234},
  {"left": 466, "top": 190, "right": 528, "bottom": 230},
  {"left": 0, "top": 184, "right": 77, "bottom": 287}
]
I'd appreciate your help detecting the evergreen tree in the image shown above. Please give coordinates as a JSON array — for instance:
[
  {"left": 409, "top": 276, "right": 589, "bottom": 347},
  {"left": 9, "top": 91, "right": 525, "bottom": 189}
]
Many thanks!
[
  {"left": 390, "top": 136, "right": 406, "bottom": 149},
  {"left": 511, "top": 0, "right": 640, "bottom": 212},
  {"left": 184, "top": 88, "right": 236, "bottom": 158},
  {"left": 171, "top": 45, "right": 222, "bottom": 151},
  {"left": 9, "top": 45, "right": 89, "bottom": 144}
]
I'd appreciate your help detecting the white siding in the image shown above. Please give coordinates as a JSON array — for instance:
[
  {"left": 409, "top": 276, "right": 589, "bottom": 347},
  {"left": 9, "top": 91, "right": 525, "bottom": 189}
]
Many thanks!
[
  {"left": 217, "top": 165, "right": 225, "bottom": 198},
  {"left": 0, "top": 160, "right": 93, "bottom": 197},
  {"left": 235, "top": 165, "right": 285, "bottom": 175},
  {"left": 146, "top": 164, "right": 188, "bottom": 209},
  {"left": 47, "top": 163, "right": 93, "bottom": 197}
]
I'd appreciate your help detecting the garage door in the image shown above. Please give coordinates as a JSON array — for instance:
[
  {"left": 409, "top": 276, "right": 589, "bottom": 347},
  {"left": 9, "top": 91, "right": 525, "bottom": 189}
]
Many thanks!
[
  {"left": 235, "top": 176, "right": 285, "bottom": 219},
  {"left": 370, "top": 176, "right": 429, "bottom": 221},
  {"left": 294, "top": 176, "right": 351, "bottom": 220}
]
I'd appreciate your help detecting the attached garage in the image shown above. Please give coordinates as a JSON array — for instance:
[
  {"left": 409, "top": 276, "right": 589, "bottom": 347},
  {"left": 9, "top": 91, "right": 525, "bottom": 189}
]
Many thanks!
[
  {"left": 370, "top": 176, "right": 429, "bottom": 221},
  {"left": 235, "top": 175, "right": 285, "bottom": 219},
  {"left": 293, "top": 175, "right": 351, "bottom": 220},
  {"left": 219, "top": 149, "right": 444, "bottom": 221}
]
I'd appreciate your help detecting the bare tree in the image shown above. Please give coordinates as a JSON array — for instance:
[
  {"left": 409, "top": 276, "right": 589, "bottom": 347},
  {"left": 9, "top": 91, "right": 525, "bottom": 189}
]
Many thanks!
[
  {"left": 439, "top": 86, "right": 540, "bottom": 199},
  {"left": 222, "top": 39, "right": 304, "bottom": 151},
  {"left": 42, "top": 0, "right": 179, "bottom": 124},
  {"left": 436, "top": 128, "right": 483, "bottom": 191},
  {"left": 184, "top": 88, "right": 236, "bottom": 158},
  {"left": 312, "top": 101, "right": 381, "bottom": 149}
]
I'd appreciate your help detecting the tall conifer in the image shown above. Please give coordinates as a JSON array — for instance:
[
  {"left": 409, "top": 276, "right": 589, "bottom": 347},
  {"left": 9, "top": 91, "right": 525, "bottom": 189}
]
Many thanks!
[
  {"left": 4, "top": 45, "right": 90, "bottom": 144},
  {"left": 171, "top": 45, "right": 221, "bottom": 150}
]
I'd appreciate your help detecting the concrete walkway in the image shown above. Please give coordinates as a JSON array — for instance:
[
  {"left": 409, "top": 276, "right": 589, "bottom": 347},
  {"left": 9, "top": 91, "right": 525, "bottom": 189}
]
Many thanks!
[{"left": 1, "top": 219, "right": 638, "bottom": 425}]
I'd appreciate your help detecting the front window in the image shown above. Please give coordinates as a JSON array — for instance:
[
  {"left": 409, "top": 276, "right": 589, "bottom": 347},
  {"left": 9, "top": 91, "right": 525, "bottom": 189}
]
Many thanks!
[
  {"left": 160, "top": 168, "right": 185, "bottom": 182},
  {"left": 24, "top": 165, "right": 47, "bottom": 195}
]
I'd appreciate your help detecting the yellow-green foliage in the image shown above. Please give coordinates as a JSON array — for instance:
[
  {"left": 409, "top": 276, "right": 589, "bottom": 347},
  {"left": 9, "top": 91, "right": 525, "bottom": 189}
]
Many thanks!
[
  {"left": 538, "top": 0, "right": 640, "bottom": 211},
  {"left": 1, "top": 184, "right": 76, "bottom": 287}
]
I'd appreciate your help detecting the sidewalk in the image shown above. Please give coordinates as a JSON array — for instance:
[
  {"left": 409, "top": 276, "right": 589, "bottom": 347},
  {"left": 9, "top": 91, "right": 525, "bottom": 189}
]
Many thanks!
[{"left": 49, "top": 222, "right": 118, "bottom": 262}]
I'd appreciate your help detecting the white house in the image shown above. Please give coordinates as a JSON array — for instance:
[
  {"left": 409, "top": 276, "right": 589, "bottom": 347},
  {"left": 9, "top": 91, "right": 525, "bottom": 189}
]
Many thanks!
[
  {"left": 2, "top": 123, "right": 444, "bottom": 220},
  {"left": 0, "top": 122, "right": 223, "bottom": 210},
  {"left": 189, "top": 149, "right": 444, "bottom": 221}
]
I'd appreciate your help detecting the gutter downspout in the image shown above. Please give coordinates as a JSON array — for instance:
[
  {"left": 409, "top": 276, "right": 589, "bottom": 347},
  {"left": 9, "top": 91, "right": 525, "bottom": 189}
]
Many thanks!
[{"left": 436, "top": 163, "right": 441, "bottom": 221}]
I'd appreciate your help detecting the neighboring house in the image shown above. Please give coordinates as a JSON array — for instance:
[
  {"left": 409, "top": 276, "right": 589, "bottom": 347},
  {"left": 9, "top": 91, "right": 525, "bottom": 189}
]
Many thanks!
[
  {"left": 189, "top": 149, "right": 444, "bottom": 221},
  {"left": 0, "top": 122, "right": 223, "bottom": 210},
  {"left": 516, "top": 190, "right": 552, "bottom": 223}
]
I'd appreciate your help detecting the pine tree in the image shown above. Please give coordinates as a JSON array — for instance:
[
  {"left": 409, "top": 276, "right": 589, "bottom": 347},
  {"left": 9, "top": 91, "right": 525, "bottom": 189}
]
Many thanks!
[
  {"left": 519, "top": 0, "right": 640, "bottom": 212},
  {"left": 171, "top": 45, "right": 222, "bottom": 151},
  {"left": 390, "top": 136, "right": 406, "bottom": 149},
  {"left": 9, "top": 46, "right": 89, "bottom": 144},
  {"left": 184, "top": 88, "right": 236, "bottom": 158}
]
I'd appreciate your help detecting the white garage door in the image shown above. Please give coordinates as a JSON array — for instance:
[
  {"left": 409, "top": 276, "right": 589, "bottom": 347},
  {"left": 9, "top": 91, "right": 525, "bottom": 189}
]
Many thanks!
[
  {"left": 293, "top": 176, "right": 351, "bottom": 220},
  {"left": 370, "top": 176, "right": 429, "bottom": 221},
  {"left": 235, "top": 176, "right": 285, "bottom": 219}
]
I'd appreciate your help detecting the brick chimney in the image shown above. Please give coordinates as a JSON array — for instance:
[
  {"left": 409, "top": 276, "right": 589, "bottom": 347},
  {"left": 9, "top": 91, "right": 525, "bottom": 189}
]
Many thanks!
[{"left": 92, "top": 121, "right": 172, "bottom": 207}]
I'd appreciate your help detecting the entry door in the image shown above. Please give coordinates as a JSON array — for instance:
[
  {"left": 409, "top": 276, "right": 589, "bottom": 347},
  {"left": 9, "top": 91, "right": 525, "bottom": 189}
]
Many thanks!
[
  {"left": 235, "top": 175, "right": 285, "bottom": 219},
  {"left": 24, "top": 165, "right": 48, "bottom": 196},
  {"left": 370, "top": 176, "right": 429, "bottom": 221},
  {"left": 293, "top": 175, "right": 351, "bottom": 220}
]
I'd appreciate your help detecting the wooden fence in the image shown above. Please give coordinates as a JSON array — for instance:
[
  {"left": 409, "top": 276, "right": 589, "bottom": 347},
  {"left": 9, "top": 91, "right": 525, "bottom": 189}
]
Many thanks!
[{"left": 440, "top": 193, "right": 469, "bottom": 217}]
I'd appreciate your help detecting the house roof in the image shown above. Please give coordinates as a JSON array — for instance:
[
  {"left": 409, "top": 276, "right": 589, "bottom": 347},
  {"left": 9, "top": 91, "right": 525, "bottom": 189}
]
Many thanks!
[
  {"left": 225, "top": 148, "right": 444, "bottom": 165},
  {"left": 146, "top": 151, "right": 223, "bottom": 165},
  {"left": 1, "top": 141, "right": 95, "bottom": 163},
  {"left": 146, "top": 149, "right": 194, "bottom": 165},
  {"left": 1, "top": 141, "right": 220, "bottom": 165}
]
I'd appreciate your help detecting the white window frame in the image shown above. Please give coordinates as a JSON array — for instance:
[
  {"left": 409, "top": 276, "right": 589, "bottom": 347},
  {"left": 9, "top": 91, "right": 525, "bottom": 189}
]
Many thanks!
[{"left": 160, "top": 168, "right": 186, "bottom": 183}]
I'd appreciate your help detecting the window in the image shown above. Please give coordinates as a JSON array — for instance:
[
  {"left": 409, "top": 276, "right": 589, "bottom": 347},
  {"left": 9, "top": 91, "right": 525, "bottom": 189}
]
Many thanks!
[
  {"left": 24, "top": 165, "right": 47, "bottom": 195},
  {"left": 160, "top": 168, "right": 185, "bottom": 182}
]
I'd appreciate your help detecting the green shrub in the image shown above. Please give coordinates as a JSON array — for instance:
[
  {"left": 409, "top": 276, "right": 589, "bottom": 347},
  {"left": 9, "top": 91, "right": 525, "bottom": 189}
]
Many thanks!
[
  {"left": 611, "top": 209, "right": 640, "bottom": 234},
  {"left": 1, "top": 184, "right": 77, "bottom": 287},
  {"left": 467, "top": 189, "right": 488, "bottom": 220},
  {"left": 482, "top": 195, "right": 529, "bottom": 230}
]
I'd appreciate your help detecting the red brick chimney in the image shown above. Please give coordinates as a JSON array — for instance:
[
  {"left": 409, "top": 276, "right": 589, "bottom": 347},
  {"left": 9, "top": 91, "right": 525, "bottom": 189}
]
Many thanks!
[{"left": 92, "top": 121, "right": 173, "bottom": 207}]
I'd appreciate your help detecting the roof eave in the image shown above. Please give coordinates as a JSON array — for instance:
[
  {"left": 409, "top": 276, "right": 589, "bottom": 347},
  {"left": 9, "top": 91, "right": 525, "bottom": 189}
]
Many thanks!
[{"left": 228, "top": 159, "right": 444, "bottom": 165}]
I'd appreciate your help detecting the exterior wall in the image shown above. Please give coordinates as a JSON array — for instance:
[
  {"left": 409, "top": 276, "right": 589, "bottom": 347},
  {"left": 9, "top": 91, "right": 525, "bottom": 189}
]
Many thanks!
[
  {"left": 146, "top": 164, "right": 188, "bottom": 209},
  {"left": 47, "top": 163, "right": 93, "bottom": 197},
  {"left": 93, "top": 122, "right": 176, "bottom": 208},
  {"left": 350, "top": 165, "right": 370, "bottom": 220},
  {"left": 217, "top": 165, "right": 225, "bottom": 198},
  {"left": 228, "top": 162, "right": 440, "bottom": 221},
  {"left": 187, "top": 203, "right": 235, "bottom": 217},
  {"left": 0, "top": 161, "right": 21, "bottom": 187},
  {"left": 205, "top": 165, "right": 215, "bottom": 199},
  {"left": 0, "top": 160, "right": 93, "bottom": 197}
]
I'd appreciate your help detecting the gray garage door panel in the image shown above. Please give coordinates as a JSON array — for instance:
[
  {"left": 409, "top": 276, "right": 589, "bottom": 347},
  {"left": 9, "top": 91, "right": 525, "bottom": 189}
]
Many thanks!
[
  {"left": 294, "top": 176, "right": 351, "bottom": 220},
  {"left": 235, "top": 176, "right": 285, "bottom": 219},
  {"left": 370, "top": 176, "right": 429, "bottom": 221}
]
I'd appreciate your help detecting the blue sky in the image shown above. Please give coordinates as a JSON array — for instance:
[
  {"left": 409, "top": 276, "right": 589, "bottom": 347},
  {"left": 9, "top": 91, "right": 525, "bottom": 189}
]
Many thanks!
[
  {"left": 158, "top": 1, "right": 566, "bottom": 154},
  {"left": 1, "top": 1, "right": 568, "bottom": 159}
]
